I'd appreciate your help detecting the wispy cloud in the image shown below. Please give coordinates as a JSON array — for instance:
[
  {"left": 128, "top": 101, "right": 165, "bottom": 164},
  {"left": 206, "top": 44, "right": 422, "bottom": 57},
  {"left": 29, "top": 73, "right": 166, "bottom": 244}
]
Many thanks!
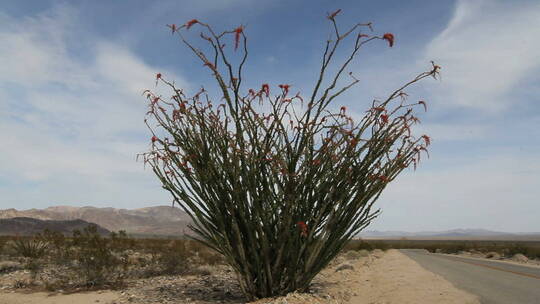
[
  {"left": 0, "top": 5, "right": 183, "bottom": 208},
  {"left": 424, "top": 0, "right": 540, "bottom": 111}
]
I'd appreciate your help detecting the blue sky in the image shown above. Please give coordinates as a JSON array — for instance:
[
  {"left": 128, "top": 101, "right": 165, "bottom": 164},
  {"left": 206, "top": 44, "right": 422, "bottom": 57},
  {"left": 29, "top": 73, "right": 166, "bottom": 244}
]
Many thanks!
[{"left": 1, "top": 0, "right": 539, "bottom": 232}]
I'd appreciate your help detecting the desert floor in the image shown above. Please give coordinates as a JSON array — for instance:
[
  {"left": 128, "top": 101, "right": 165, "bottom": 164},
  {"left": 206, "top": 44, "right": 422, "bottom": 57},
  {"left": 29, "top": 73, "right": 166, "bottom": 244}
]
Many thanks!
[{"left": 0, "top": 249, "right": 479, "bottom": 304}]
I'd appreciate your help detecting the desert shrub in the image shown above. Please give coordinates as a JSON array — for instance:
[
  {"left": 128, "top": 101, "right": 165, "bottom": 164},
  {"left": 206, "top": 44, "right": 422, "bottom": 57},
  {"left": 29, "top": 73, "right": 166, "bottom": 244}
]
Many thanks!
[
  {"left": 37, "top": 229, "right": 72, "bottom": 264},
  {"left": 110, "top": 230, "right": 136, "bottom": 252},
  {"left": 0, "top": 238, "right": 5, "bottom": 255},
  {"left": 24, "top": 259, "right": 42, "bottom": 281},
  {"left": 198, "top": 248, "right": 225, "bottom": 265},
  {"left": 137, "top": 239, "right": 190, "bottom": 277},
  {"left": 70, "top": 225, "right": 125, "bottom": 287},
  {"left": 10, "top": 237, "right": 49, "bottom": 259},
  {"left": 157, "top": 240, "right": 189, "bottom": 274},
  {"left": 141, "top": 11, "right": 438, "bottom": 299}
]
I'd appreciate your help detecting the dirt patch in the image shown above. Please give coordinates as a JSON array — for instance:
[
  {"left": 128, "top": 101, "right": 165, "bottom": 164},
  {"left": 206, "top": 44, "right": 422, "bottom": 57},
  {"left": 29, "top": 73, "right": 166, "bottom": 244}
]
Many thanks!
[{"left": 0, "top": 290, "right": 120, "bottom": 304}]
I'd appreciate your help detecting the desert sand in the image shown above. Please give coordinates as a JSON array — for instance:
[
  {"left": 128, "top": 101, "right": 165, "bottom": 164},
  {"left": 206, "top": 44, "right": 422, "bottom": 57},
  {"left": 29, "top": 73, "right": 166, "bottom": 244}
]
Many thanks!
[{"left": 0, "top": 250, "right": 479, "bottom": 304}]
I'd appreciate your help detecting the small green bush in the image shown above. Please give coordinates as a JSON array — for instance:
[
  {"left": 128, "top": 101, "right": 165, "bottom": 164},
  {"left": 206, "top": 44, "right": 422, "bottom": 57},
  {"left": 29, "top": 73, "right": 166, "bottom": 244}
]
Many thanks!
[{"left": 11, "top": 237, "right": 49, "bottom": 259}]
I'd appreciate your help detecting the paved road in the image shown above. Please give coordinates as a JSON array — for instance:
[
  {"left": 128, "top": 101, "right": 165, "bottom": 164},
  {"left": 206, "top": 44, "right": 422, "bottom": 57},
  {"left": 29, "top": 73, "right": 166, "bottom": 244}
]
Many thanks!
[{"left": 400, "top": 249, "right": 540, "bottom": 304}]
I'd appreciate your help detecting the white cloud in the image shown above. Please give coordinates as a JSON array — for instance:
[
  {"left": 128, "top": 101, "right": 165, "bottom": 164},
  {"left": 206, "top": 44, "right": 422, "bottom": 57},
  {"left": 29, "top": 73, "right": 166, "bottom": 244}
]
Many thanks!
[
  {"left": 424, "top": 0, "right": 540, "bottom": 111},
  {"left": 0, "top": 5, "right": 186, "bottom": 207},
  {"left": 371, "top": 153, "right": 540, "bottom": 232}
]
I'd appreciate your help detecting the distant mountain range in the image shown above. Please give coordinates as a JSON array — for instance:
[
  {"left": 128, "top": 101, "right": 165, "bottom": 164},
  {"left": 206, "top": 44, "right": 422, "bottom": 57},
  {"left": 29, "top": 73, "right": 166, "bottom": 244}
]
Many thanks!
[
  {"left": 0, "top": 205, "right": 192, "bottom": 237},
  {"left": 2, "top": 206, "right": 538, "bottom": 240},
  {"left": 359, "top": 229, "right": 540, "bottom": 240},
  {"left": 0, "top": 217, "right": 110, "bottom": 236}
]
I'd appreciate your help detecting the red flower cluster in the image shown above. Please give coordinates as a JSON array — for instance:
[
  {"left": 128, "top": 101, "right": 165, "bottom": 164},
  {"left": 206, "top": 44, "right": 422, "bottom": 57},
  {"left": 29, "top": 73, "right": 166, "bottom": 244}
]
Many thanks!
[
  {"left": 383, "top": 33, "right": 394, "bottom": 47},
  {"left": 156, "top": 73, "right": 162, "bottom": 79},
  {"left": 380, "top": 114, "right": 389, "bottom": 124},
  {"left": 185, "top": 19, "right": 199, "bottom": 30},
  {"left": 297, "top": 221, "right": 308, "bottom": 237},
  {"left": 327, "top": 9, "right": 342, "bottom": 20},
  {"left": 151, "top": 136, "right": 158, "bottom": 143},
  {"left": 261, "top": 83, "right": 270, "bottom": 97},
  {"left": 234, "top": 26, "right": 243, "bottom": 51},
  {"left": 278, "top": 84, "right": 290, "bottom": 96}
]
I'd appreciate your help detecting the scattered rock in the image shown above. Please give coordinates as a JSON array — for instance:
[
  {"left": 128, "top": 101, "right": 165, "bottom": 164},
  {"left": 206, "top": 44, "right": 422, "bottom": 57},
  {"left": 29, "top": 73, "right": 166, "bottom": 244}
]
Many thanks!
[
  {"left": 511, "top": 253, "right": 528, "bottom": 263},
  {"left": 335, "top": 264, "right": 354, "bottom": 272},
  {"left": 0, "top": 261, "right": 23, "bottom": 274}
]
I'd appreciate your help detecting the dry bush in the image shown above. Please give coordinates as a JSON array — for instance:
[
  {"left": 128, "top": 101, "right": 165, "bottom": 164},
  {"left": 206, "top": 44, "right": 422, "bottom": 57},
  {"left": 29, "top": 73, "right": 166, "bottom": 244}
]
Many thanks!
[{"left": 70, "top": 225, "right": 127, "bottom": 287}]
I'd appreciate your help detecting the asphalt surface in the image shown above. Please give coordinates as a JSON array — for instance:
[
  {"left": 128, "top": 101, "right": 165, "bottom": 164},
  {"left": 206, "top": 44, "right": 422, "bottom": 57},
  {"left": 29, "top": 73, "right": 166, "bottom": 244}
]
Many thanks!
[{"left": 400, "top": 249, "right": 540, "bottom": 304}]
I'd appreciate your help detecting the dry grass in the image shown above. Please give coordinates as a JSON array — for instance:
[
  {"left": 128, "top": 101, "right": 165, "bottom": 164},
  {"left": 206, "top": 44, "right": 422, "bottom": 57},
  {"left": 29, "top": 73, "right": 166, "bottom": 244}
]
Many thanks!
[{"left": 0, "top": 228, "right": 227, "bottom": 292}]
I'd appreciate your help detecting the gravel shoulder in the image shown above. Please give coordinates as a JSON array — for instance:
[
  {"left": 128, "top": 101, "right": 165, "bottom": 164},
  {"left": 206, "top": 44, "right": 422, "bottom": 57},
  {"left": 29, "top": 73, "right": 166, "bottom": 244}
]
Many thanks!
[{"left": 0, "top": 250, "right": 479, "bottom": 304}]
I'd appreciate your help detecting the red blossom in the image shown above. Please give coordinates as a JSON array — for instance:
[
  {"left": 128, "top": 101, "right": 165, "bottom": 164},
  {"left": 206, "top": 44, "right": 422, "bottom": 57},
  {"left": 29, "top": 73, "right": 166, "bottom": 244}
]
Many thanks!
[
  {"left": 340, "top": 106, "right": 347, "bottom": 113},
  {"left": 382, "top": 33, "right": 394, "bottom": 47},
  {"left": 185, "top": 19, "right": 199, "bottom": 29},
  {"left": 422, "top": 135, "right": 431, "bottom": 146},
  {"left": 234, "top": 26, "right": 243, "bottom": 51},
  {"left": 278, "top": 84, "right": 290, "bottom": 96},
  {"left": 379, "top": 175, "right": 389, "bottom": 182},
  {"left": 297, "top": 221, "right": 308, "bottom": 237},
  {"left": 151, "top": 136, "right": 158, "bottom": 143},
  {"left": 156, "top": 73, "right": 162, "bottom": 79},
  {"left": 380, "top": 114, "right": 389, "bottom": 124},
  {"left": 261, "top": 83, "right": 270, "bottom": 97},
  {"left": 328, "top": 9, "right": 342, "bottom": 20},
  {"left": 349, "top": 138, "right": 359, "bottom": 147}
]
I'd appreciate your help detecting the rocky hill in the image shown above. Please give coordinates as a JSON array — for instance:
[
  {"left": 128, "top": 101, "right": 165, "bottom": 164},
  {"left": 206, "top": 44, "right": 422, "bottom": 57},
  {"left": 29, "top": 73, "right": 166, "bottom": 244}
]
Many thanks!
[
  {"left": 0, "top": 205, "right": 192, "bottom": 237},
  {"left": 0, "top": 217, "right": 110, "bottom": 236}
]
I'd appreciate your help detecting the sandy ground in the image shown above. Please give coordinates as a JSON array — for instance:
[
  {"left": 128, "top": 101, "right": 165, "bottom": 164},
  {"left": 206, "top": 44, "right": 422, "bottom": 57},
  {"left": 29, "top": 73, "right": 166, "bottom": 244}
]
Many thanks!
[
  {"left": 257, "top": 249, "right": 480, "bottom": 304},
  {"left": 343, "top": 250, "right": 480, "bottom": 304},
  {"left": 0, "top": 250, "right": 479, "bottom": 304},
  {"left": 0, "top": 290, "right": 120, "bottom": 304}
]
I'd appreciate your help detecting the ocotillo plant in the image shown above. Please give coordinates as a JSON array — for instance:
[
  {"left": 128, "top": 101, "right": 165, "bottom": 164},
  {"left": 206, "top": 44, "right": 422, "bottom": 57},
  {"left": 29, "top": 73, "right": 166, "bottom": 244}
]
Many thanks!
[{"left": 141, "top": 10, "right": 439, "bottom": 300}]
